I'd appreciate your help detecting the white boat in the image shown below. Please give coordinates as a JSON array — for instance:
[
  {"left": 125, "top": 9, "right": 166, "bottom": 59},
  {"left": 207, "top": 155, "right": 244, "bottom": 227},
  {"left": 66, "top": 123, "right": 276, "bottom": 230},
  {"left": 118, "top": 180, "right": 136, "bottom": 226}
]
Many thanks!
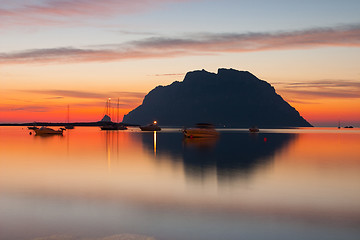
[
  {"left": 140, "top": 121, "right": 161, "bottom": 131},
  {"left": 183, "top": 123, "right": 219, "bottom": 138},
  {"left": 35, "top": 126, "right": 65, "bottom": 136}
]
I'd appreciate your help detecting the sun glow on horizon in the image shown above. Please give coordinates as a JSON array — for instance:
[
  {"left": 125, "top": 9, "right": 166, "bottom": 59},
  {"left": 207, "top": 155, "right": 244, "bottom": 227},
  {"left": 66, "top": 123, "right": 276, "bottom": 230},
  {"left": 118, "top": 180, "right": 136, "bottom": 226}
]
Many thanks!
[{"left": 1, "top": 75, "right": 360, "bottom": 126}]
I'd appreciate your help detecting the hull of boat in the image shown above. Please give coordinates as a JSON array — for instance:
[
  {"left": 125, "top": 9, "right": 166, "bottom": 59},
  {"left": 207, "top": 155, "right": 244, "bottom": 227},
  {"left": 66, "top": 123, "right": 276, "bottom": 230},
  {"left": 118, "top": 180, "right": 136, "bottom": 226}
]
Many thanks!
[
  {"left": 35, "top": 129, "right": 63, "bottom": 135},
  {"left": 249, "top": 128, "right": 259, "bottom": 133},
  {"left": 140, "top": 126, "right": 161, "bottom": 131},
  {"left": 101, "top": 124, "right": 127, "bottom": 130},
  {"left": 183, "top": 129, "right": 219, "bottom": 138}
]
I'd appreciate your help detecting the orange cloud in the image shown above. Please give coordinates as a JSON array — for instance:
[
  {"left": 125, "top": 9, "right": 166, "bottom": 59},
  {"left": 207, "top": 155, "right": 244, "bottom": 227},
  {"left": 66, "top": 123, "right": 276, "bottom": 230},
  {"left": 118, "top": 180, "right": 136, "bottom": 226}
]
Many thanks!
[
  {"left": 1, "top": 24, "right": 360, "bottom": 64},
  {"left": 274, "top": 80, "right": 360, "bottom": 100},
  {"left": 20, "top": 89, "right": 145, "bottom": 100},
  {"left": 0, "top": 89, "right": 145, "bottom": 123},
  {"left": 274, "top": 80, "right": 360, "bottom": 126}
]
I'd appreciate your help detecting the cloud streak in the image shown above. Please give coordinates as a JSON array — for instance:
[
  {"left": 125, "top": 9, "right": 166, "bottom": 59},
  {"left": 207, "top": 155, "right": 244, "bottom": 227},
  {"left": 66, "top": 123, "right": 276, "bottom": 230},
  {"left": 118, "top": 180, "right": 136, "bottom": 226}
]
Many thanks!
[
  {"left": 153, "top": 73, "right": 185, "bottom": 77},
  {"left": 0, "top": 0, "right": 190, "bottom": 27},
  {"left": 1, "top": 24, "right": 360, "bottom": 64},
  {"left": 2, "top": 90, "right": 145, "bottom": 114},
  {"left": 274, "top": 80, "right": 360, "bottom": 100},
  {"left": 32, "top": 233, "right": 156, "bottom": 240},
  {"left": 21, "top": 89, "right": 145, "bottom": 100},
  {"left": 3, "top": 105, "right": 50, "bottom": 112}
]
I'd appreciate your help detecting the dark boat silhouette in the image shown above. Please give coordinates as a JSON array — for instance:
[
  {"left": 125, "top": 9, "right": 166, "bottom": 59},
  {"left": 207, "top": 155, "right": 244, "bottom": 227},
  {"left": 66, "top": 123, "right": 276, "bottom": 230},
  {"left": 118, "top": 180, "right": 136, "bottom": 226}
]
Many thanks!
[
  {"left": 140, "top": 121, "right": 161, "bottom": 131},
  {"left": 101, "top": 123, "right": 127, "bottom": 130},
  {"left": 35, "top": 126, "right": 65, "bottom": 136},
  {"left": 183, "top": 123, "right": 218, "bottom": 138},
  {"left": 249, "top": 126, "right": 259, "bottom": 133}
]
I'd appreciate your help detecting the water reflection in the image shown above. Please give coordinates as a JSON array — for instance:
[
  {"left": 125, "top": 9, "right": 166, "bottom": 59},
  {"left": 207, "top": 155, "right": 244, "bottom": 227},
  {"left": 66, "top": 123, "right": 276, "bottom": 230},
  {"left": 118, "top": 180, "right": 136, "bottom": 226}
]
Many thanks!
[
  {"left": 154, "top": 131, "right": 157, "bottom": 156},
  {"left": 105, "top": 131, "right": 112, "bottom": 172},
  {"left": 34, "top": 134, "right": 64, "bottom": 138},
  {"left": 183, "top": 137, "right": 218, "bottom": 149},
  {"left": 1, "top": 127, "right": 360, "bottom": 240},
  {"left": 103, "top": 130, "right": 124, "bottom": 172},
  {"left": 140, "top": 131, "right": 296, "bottom": 180}
]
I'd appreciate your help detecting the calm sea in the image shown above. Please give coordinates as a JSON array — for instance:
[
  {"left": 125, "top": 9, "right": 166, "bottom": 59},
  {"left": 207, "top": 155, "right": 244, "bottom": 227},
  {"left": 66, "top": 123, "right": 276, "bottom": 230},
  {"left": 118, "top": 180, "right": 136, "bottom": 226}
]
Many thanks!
[{"left": 1, "top": 126, "right": 359, "bottom": 240}]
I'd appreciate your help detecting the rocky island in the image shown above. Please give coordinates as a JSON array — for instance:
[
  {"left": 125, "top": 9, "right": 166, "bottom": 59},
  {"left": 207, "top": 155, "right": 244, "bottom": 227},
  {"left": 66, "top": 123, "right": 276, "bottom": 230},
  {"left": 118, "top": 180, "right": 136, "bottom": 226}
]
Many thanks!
[{"left": 123, "top": 68, "right": 312, "bottom": 128}]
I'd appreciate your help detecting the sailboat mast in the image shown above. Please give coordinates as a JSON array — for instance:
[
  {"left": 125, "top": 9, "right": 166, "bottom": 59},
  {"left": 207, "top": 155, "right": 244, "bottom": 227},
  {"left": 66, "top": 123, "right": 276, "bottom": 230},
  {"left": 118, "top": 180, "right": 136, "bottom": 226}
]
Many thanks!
[
  {"left": 106, "top": 99, "right": 108, "bottom": 116},
  {"left": 109, "top": 98, "right": 111, "bottom": 121},
  {"left": 117, "top": 98, "right": 119, "bottom": 123},
  {"left": 67, "top": 105, "right": 70, "bottom": 123}
]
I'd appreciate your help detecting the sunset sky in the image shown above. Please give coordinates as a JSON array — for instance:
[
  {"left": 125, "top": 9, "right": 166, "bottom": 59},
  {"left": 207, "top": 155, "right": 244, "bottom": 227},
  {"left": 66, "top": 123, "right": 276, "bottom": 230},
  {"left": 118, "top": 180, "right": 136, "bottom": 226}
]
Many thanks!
[{"left": 1, "top": 0, "right": 360, "bottom": 126}]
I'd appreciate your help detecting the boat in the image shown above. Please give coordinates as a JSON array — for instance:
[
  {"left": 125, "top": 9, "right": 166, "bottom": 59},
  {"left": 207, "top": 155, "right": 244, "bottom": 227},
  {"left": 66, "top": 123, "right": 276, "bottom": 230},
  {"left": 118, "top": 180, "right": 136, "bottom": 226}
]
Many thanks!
[
  {"left": 65, "top": 124, "right": 74, "bottom": 129},
  {"left": 249, "top": 126, "right": 259, "bottom": 133},
  {"left": 28, "top": 122, "right": 39, "bottom": 130},
  {"left": 140, "top": 121, "right": 161, "bottom": 131},
  {"left": 100, "top": 98, "right": 127, "bottom": 131},
  {"left": 34, "top": 126, "right": 65, "bottom": 136},
  {"left": 183, "top": 123, "right": 219, "bottom": 138},
  {"left": 101, "top": 123, "right": 127, "bottom": 130}
]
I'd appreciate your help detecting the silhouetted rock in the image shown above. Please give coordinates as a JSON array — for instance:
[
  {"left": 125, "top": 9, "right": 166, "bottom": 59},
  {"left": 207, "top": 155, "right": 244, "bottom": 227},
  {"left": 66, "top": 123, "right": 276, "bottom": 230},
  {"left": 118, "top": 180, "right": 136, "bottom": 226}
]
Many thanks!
[
  {"left": 123, "top": 68, "right": 312, "bottom": 128},
  {"left": 100, "top": 114, "right": 111, "bottom": 122}
]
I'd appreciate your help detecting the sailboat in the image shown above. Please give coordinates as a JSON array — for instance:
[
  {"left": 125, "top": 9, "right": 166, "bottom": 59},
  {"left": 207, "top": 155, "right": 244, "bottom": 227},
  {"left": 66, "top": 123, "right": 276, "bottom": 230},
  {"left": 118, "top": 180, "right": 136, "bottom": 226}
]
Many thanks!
[
  {"left": 65, "top": 105, "right": 75, "bottom": 129},
  {"left": 100, "top": 98, "right": 127, "bottom": 130}
]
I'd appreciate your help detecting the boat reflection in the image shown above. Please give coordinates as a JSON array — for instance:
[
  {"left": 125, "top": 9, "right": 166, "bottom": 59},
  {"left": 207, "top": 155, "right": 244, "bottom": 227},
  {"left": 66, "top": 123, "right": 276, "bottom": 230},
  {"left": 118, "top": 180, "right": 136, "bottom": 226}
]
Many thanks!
[
  {"left": 105, "top": 130, "right": 112, "bottom": 172},
  {"left": 34, "top": 133, "right": 64, "bottom": 138},
  {"left": 153, "top": 131, "right": 157, "bottom": 156},
  {"left": 183, "top": 136, "right": 218, "bottom": 149}
]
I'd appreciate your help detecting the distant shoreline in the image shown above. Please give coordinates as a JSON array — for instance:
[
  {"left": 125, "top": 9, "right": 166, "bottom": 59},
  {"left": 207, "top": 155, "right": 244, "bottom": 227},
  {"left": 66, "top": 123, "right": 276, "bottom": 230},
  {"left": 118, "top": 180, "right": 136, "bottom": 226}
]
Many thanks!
[
  {"left": 0, "top": 122, "right": 140, "bottom": 127},
  {"left": 0, "top": 122, "right": 356, "bottom": 129},
  {"left": 1, "top": 123, "right": 344, "bottom": 128}
]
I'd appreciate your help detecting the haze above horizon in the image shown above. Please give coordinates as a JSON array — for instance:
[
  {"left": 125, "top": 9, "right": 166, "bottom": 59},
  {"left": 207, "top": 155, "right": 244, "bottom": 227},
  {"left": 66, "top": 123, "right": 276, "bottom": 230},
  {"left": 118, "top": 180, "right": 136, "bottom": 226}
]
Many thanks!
[{"left": 1, "top": 0, "right": 360, "bottom": 127}]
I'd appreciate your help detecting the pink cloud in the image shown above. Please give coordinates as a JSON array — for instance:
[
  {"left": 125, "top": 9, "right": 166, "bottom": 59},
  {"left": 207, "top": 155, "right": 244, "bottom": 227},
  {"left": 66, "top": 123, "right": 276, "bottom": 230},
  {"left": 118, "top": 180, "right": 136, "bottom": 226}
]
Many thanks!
[
  {"left": 1, "top": 24, "right": 360, "bottom": 64},
  {"left": 0, "top": 0, "right": 190, "bottom": 27}
]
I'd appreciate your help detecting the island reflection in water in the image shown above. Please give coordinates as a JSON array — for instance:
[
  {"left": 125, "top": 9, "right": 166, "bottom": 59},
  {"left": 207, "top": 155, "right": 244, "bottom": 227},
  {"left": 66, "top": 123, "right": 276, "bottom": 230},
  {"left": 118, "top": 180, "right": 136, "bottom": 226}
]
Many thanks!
[
  {"left": 1, "top": 127, "right": 360, "bottom": 240},
  {"left": 139, "top": 130, "right": 296, "bottom": 181}
]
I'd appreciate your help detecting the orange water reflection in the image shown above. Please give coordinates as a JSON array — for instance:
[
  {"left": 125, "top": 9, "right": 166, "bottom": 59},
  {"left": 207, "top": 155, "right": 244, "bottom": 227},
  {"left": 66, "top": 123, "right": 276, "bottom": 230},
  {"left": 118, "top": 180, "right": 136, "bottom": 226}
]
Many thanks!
[{"left": 1, "top": 127, "right": 360, "bottom": 239}]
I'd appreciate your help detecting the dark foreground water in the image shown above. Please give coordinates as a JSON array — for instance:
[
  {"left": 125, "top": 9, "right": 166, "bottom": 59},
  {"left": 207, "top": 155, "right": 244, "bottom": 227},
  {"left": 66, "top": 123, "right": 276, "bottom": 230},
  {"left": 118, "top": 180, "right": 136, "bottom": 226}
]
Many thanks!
[{"left": 1, "top": 126, "right": 359, "bottom": 240}]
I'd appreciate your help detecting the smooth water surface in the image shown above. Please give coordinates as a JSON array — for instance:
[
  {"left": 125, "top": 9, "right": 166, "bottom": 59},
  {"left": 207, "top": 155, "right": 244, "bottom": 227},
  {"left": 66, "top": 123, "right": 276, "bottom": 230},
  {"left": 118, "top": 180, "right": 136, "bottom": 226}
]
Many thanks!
[{"left": 1, "top": 126, "right": 360, "bottom": 240}]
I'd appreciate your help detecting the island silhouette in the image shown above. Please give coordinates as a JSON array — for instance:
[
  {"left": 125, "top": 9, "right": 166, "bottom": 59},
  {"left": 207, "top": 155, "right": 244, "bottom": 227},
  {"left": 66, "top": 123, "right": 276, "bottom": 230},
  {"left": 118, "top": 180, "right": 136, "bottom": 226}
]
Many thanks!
[{"left": 123, "top": 68, "right": 312, "bottom": 128}]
